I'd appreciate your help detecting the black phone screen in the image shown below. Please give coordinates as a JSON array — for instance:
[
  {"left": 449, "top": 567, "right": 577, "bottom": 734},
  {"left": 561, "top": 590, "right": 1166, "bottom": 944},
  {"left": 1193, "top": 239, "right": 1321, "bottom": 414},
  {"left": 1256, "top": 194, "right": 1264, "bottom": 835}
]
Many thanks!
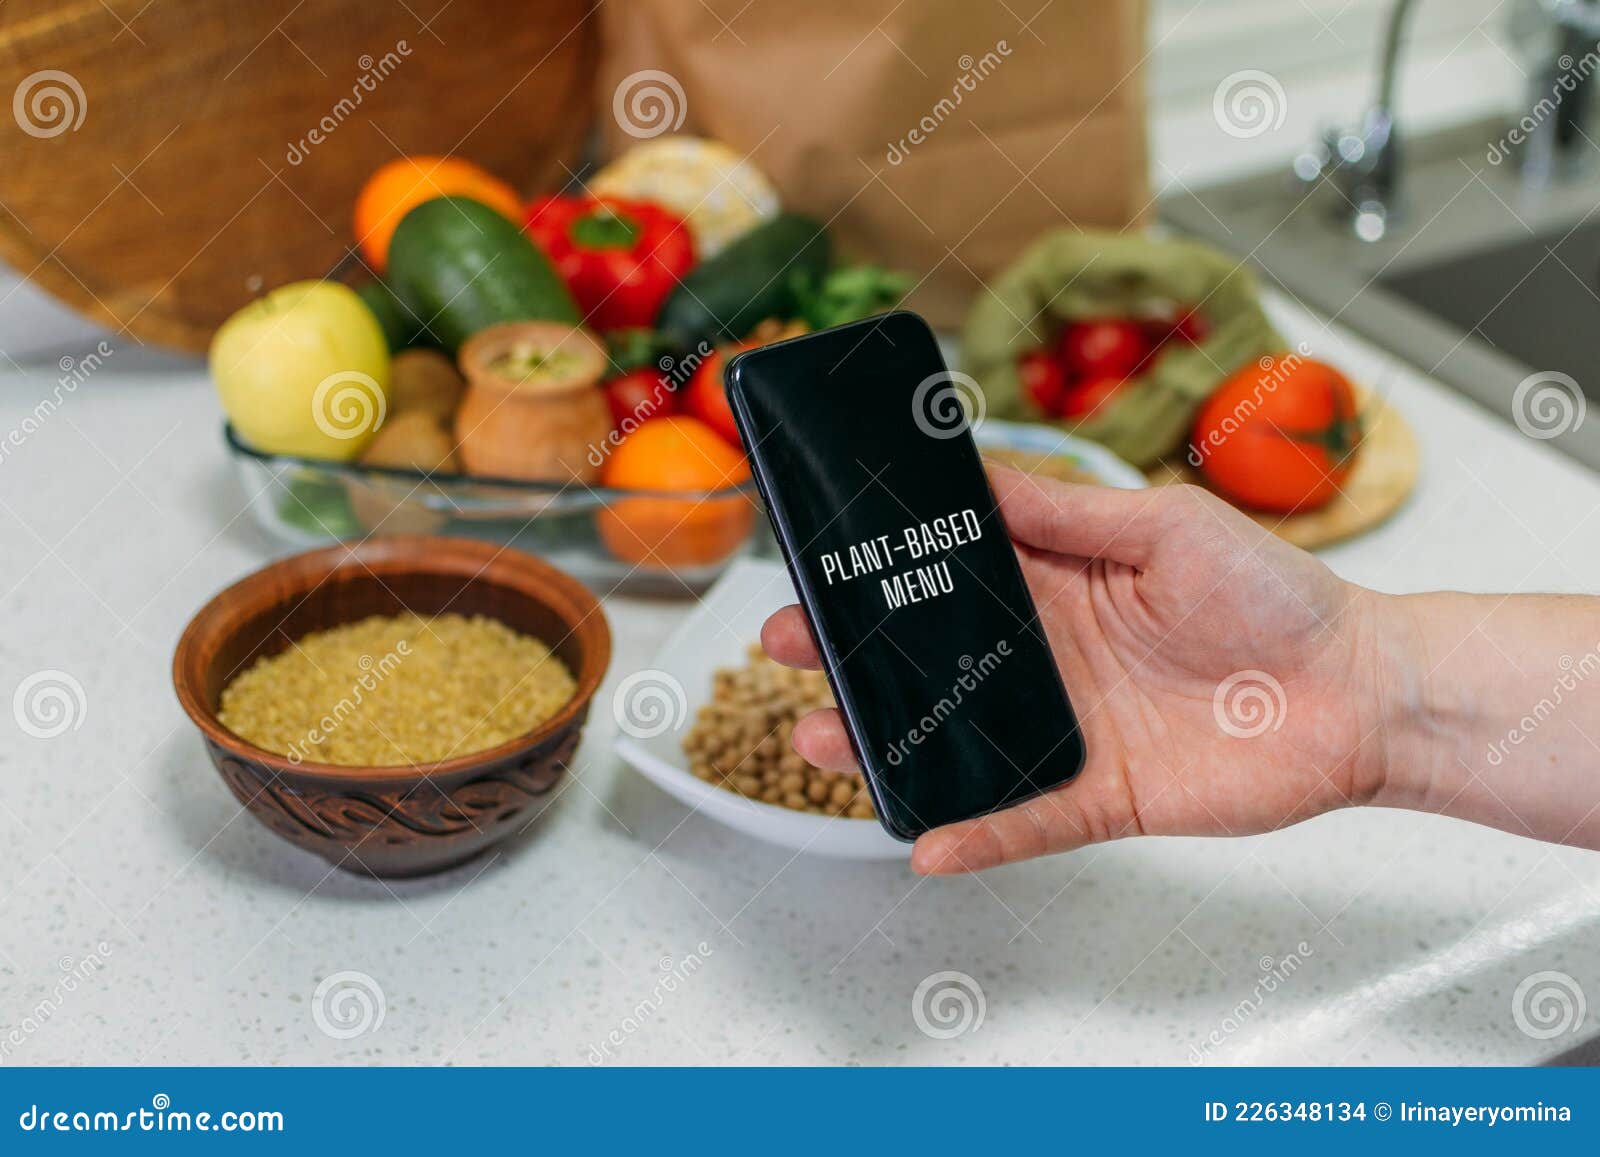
[{"left": 725, "top": 311, "right": 1084, "bottom": 841}]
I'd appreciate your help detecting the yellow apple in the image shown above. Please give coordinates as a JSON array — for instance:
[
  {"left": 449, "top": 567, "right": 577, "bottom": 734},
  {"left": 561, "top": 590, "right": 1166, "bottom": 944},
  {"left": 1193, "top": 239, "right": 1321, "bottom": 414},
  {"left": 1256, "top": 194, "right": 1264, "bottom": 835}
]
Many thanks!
[{"left": 210, "top": 280, "right": 392, "bottom": 460}]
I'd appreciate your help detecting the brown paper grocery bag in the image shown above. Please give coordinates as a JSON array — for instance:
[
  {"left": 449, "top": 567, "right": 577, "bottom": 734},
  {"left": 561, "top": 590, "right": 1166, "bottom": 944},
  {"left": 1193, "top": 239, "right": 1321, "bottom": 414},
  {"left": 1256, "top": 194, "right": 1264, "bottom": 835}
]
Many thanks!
[{"left": 597, "top": 0, "right": 1148, "bottom": 328}]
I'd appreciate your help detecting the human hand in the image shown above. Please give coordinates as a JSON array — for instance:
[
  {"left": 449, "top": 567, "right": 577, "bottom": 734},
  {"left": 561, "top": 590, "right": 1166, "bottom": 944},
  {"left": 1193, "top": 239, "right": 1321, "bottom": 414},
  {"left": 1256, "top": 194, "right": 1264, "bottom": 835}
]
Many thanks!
[{"left": 761, "top": 465, "right": 1400, "bottom": 874}]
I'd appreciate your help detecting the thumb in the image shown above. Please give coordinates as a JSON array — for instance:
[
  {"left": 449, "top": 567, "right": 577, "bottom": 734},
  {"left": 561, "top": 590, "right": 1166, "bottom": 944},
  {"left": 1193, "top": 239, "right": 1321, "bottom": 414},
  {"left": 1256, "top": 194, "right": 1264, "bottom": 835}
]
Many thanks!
[{"left": 910, "top": 773, "right": 1137, "bottom": 874}]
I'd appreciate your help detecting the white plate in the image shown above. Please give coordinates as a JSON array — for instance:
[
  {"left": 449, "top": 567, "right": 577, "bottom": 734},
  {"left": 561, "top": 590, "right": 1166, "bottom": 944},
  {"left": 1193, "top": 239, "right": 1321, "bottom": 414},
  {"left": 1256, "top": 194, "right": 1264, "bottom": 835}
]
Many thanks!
[
  {"left": 613, "top": 428, "right": 1142, "bottom": 859},
  {"left": 972, "top": 420, "right": 1149, "bottom": 490},
  {"left": 614, "top": 558, "right": 908, "bottom": 860}
]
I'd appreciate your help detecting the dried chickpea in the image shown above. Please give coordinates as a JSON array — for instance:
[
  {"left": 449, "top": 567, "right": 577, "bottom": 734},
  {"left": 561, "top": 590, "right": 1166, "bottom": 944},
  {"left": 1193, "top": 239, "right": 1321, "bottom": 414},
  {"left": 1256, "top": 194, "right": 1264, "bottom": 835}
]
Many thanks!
[{"left": 680, "top": 645, "right": 875, "bottom": 821}]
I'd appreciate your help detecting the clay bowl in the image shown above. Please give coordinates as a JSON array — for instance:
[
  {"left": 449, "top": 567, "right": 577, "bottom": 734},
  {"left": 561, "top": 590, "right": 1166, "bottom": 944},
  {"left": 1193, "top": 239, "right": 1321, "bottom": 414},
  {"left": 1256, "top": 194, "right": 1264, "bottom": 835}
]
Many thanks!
[{"left": 173, "top": 537, "right": 611, "bottom": 878}]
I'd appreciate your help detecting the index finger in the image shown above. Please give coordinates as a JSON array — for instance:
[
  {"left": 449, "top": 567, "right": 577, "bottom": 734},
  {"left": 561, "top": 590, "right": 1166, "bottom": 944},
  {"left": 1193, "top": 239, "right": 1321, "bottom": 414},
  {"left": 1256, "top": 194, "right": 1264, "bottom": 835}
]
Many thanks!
[
  {"left": 760, "top": 604, "right": 823, "bottom": 670},
  {"left": 984, "top": 461, "right": 1168, "bottom": 568}
]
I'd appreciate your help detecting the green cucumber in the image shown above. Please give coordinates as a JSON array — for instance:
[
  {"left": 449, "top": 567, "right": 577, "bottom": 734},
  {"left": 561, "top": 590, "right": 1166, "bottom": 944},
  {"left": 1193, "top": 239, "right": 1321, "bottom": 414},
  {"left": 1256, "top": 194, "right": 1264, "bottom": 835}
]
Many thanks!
[
  {"left": 277, "top": 473, "right": 358, "bottom": 539},
  {"left": 354, "top": 277, "right": 429, "bottom": 351},
  {"left": 655, "top": 212, "right": 830, "bottom": 350},
  {"left": 386, "top": 195, "right": 580, "bottom": 352}
]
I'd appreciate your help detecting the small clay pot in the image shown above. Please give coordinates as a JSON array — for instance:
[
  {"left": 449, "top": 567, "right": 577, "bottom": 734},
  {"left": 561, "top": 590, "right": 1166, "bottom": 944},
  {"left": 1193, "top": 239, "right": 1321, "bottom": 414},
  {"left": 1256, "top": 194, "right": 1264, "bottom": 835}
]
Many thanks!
[{"left": 455, "top": 322, "right": 612, "bottom": 483}]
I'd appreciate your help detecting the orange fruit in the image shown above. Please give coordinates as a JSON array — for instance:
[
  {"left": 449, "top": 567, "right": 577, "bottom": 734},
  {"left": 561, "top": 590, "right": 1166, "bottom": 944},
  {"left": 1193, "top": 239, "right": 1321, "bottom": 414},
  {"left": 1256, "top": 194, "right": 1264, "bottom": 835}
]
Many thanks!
[
  {"left": 354, "top": 156, "right": 523, "bottom": 273},
  {"left": 597, "top": 417, "right": 755, "bottom": 569}
]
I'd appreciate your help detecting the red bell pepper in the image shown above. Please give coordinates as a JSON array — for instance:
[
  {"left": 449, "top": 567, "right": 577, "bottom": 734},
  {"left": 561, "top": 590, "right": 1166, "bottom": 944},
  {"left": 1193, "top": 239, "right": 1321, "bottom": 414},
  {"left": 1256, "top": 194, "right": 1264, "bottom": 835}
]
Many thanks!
[{"left": 523, "top": 195, "right": 695, "bottom": 331}]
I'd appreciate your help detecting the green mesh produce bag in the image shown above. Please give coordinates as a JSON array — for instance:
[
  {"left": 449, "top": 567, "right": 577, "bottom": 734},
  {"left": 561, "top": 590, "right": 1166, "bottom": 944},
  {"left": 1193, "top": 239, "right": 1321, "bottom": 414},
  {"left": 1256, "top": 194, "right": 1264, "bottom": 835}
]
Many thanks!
[{"left": 961, "top": 230, "right": 1285, "bottom": 467}]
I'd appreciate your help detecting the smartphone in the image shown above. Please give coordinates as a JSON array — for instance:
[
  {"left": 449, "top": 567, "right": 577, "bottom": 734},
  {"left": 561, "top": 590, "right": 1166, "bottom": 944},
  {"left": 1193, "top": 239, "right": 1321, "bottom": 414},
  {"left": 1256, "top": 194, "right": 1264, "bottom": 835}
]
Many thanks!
[{"left": 724, "top": 311, "right": 1085, "bottom": 841}]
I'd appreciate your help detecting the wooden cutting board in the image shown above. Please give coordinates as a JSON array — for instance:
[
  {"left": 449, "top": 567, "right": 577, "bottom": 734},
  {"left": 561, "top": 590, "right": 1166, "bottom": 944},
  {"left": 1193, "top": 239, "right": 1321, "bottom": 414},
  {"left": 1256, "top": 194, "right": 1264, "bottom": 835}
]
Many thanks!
[
  {"left": 1146, "top": 387, "right": 1420, "bottom": 549},
  {"left": 0, "top": 0, "right": 597, "bottom": 350}
]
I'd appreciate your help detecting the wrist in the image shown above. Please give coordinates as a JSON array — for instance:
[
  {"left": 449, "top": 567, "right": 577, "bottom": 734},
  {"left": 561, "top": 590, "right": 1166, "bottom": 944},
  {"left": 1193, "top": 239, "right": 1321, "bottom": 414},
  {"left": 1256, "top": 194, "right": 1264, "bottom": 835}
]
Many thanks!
[{"left": 1358, "top": 589, "right": 1451, "bottom": 812}]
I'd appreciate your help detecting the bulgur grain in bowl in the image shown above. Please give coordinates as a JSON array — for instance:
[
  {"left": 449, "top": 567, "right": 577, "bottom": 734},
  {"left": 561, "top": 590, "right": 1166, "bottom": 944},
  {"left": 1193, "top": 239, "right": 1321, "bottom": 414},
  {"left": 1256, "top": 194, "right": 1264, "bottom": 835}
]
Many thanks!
[
  {"left": 173, "top": 537, "right": 611, "bottom": 877},
  {"left": 217, "top": 612, "right": 577, "bottom": 767}
]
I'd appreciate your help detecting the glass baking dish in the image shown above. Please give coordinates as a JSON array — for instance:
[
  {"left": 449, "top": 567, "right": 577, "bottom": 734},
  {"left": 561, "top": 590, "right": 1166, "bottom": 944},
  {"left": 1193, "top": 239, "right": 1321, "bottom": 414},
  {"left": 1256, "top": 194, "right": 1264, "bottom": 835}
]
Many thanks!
[{"left": 223, "top": 423, "right": 768, "bottom": 596}]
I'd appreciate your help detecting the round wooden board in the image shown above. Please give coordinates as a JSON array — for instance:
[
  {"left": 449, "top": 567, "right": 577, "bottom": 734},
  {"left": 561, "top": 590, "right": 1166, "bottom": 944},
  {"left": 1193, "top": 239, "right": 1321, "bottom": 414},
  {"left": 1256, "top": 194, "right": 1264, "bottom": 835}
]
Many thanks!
[
  {"left": 0, "top": 0, "right": 597, "bottom": 351},
  {"left": 1145, "top": 387, "right": 1420, "bottom": 549}
]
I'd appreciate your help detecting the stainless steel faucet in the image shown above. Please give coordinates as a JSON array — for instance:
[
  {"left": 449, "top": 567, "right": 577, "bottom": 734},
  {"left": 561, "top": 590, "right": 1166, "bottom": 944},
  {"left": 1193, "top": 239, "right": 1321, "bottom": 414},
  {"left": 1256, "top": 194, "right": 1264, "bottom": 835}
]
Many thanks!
[
  {"left": 1513, "top": 0, "right": 1600, "bottom": 186},
  {"left": 1294, "top": 0, "right": 1600, "bottom": 242},
  {"left": 1291, "top": 0, "right": 1418, "bottom": 243}
]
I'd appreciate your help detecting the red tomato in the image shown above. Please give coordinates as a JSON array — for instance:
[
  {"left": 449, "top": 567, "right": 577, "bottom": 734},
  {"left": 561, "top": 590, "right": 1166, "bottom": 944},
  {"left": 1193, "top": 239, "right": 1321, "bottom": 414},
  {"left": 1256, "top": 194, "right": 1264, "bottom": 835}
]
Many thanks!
[
  {"left": 1061, "top": 374, "right": 1126, "bottom": 419},
  {"left": 1172, "top": 309, "right": 1210, "bottom": 344},
  {"left": 603, "top": 368, "right": 678, "bottom": 428},
  {"left": 1143, "top": 308, "right": 1210, "bottom": 350},
  {"left": 1190, "top": 355, "right": 1362, "bottom": 513},
  {"left": 683, "top": 347, "right": 744, "bottom": 448},
  {"left": 1057, "top": 319, "right": 1150, "bottom": 379},
  {"left": 524, "top": 195, "right": 695, "bottom": 331},
  {"left": 1018, "top": 349, "right": 1069, "bottom": 414}
]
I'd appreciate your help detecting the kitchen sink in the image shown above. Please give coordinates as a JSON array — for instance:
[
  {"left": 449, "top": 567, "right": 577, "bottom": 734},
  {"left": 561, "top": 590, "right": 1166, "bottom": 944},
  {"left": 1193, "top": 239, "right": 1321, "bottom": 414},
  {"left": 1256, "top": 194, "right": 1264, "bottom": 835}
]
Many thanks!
[
  {"left": 1161, "top": 118, "right": 1600, "bottom": 471},
  {"left": 1381, "top": 219, "right": 1600, "bottom": 393}
]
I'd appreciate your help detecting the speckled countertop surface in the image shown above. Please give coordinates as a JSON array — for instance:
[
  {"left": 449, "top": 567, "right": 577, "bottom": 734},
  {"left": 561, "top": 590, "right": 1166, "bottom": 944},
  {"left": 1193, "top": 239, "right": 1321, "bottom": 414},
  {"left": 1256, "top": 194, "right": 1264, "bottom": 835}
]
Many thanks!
[{"left": 0, "top": 296, "right": 1596, "bottom": 1066}]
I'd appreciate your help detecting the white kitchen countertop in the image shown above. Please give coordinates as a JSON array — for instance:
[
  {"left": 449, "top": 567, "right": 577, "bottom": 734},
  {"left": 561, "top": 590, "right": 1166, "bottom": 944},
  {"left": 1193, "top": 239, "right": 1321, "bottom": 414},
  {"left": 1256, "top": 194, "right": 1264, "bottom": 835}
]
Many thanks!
[{"left": 1, "top": 293, "right": 1597, "bottom": 1067}]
